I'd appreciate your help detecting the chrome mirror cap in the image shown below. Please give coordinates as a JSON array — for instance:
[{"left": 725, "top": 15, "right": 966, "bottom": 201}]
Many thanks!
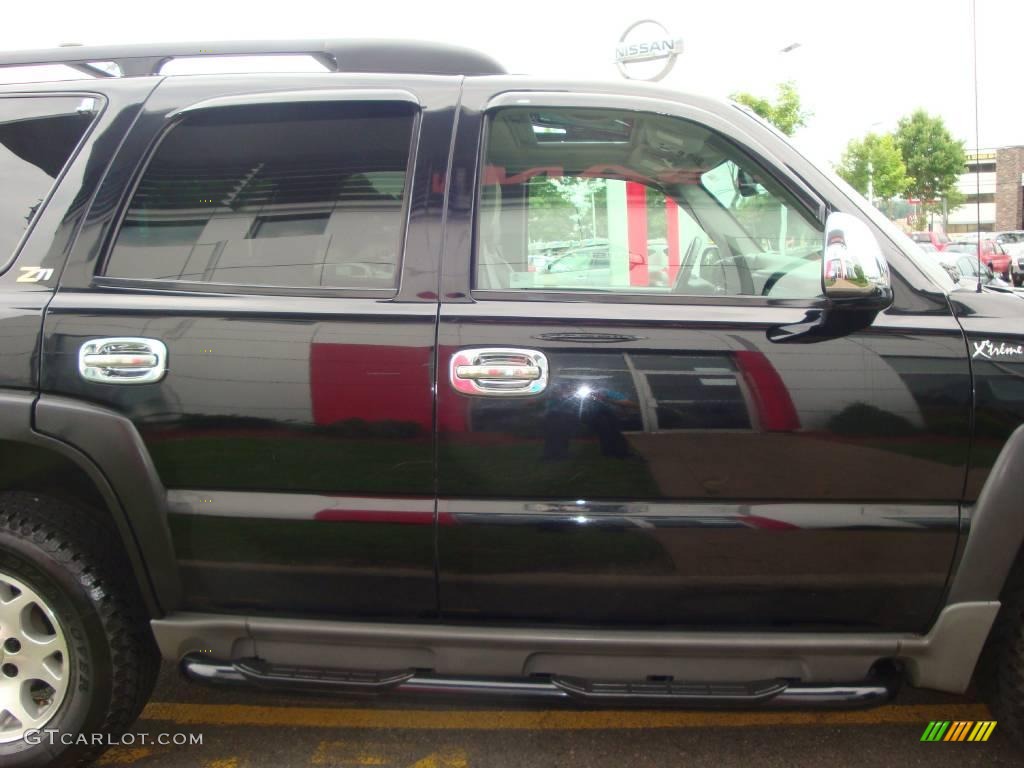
[{"left": 822, "top": 212, "right": 893, "bottom": 306}]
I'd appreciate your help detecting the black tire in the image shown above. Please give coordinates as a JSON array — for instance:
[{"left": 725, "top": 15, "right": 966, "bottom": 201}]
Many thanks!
[
  {"left": 977, "top": 559, "right": 1024, "bottom": 746},
  {"left": 0, "top": 493, "right": 159, "bottom": 768}
]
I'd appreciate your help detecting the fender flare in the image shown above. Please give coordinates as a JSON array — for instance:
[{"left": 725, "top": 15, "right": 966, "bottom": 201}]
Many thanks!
[
  {"left": 896, "top": 422, "right": 1024, "bottom": 692},
  {"left": 947, "top": 421, "right": 1024, "bottom": 604},
  {"left": 0, "top": 390, "right": 179, "bottom": 615}
]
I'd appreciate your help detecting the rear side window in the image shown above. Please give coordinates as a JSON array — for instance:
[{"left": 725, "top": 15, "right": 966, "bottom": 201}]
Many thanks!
[
  {"left": 105, "top": 100, "right": 416, "bottom": 290},
  {"left": 0, "top": 96, "right": 97, "bottom": 268}
]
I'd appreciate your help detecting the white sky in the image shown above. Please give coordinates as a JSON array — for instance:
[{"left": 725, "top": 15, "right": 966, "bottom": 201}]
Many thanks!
[{"left": 1, "top": 0, "right": 1020, "bottom": 166}]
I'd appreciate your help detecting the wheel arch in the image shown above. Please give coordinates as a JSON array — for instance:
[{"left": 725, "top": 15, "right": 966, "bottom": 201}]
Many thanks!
[
  {"left": 899, "top": 421, "right": 1024, "bottom": 693},
  {"left": 0, "top": 389, "right": 179, "bottom": 616},
  {"left": 948, "top": 421, "right": 1024, "bottom": 605}
]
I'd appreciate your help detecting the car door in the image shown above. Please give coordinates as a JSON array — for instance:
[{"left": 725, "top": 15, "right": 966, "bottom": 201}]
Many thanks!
[
  {"left": 41, "top": 74, "right": 458, "bottom": 621},
  {"left": 435, "top": 86, "right": 971, "bottom": 633}
]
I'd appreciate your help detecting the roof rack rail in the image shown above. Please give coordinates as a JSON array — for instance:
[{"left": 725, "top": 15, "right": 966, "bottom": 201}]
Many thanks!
[{"left": 0, "top": 39, "right": 506, "bottom": 78}]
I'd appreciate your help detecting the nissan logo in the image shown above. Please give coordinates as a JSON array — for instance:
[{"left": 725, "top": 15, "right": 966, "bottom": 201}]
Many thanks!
[{"left": 615, "top": 20, "right": 683, "bottom": 82}]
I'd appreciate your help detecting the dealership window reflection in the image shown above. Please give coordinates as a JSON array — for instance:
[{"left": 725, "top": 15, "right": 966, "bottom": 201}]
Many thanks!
[{"left": 476, "top": 107, "right": 825, "bottom": 299}]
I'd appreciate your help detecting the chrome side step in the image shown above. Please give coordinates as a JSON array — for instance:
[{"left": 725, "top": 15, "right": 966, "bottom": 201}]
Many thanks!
[
  {"left": 181, "top": 654, "right": 897, "bottom": 708},
  {"left": 551, "top": 676, "right": 789, "bottom": 704},
  {"left": 189, "top": 658, "right": 416, "bottom": 692}
]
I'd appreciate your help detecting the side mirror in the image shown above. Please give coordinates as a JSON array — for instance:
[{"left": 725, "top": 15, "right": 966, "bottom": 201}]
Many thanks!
[
  {"left": 822, "top": 212, "right": 893, "bottom": 311},
  {"left": 735, "top": 168, "right": 759, "bottom": 197}
]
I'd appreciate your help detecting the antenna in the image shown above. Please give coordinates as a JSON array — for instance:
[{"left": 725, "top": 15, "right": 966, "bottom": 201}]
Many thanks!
[{"left": 971, "top": 0, "right": 983, "bottom": 292}]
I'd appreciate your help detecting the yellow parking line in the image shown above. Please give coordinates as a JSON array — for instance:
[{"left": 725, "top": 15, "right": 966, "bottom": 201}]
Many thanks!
[
  {"left": 407, "top": 749, "right": 469, "bottom": 768},
  {"left": 140, "top": 702, "right": 992, "bottom": 731},
  {"left": 96, "top": 747, "right": 160, "bottom": 766},
  {"left": 311, "top": 741, "right": 470, "bottom": 767},
  {"left": 312, "top": 740, "right": 390, "bottom": 765}
]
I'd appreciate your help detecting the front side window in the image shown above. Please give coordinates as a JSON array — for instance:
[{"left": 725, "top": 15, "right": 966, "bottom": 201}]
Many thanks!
[
  {"left": 475, "top": 107, "right": 824, "bottom": 299},
  {"left": 105, "top": 101, "right": 416, "bottom": 290},
  {"left": 0, "top": 96, "right": 97, "bottom": 269}
]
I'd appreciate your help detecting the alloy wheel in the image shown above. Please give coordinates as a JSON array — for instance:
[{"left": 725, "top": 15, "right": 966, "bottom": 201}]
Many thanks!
[{"left": 0, "top": 570, "right": 70, "bottom": 744}]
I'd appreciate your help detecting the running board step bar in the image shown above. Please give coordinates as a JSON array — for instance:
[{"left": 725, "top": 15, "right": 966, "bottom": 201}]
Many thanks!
[
  {"left": 181, "top": 655, "right": 897, "bottom": 708},
  {"left": 551, "top": 676, "right": 788, "bottom": 704},
  {"left": 189, "top": 658, "right": 416, "bottom": 691}
]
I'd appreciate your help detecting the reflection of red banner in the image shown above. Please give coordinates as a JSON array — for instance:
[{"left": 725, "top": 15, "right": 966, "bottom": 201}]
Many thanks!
[
  {"left": 314, "top": 508, "right": 432, "bottom": 525},
  {"left": 665, "top": 197, "right": 680, "bottom": 284},
  {"left": 310, "top": 344, "right": 433, "bottom": 430},
  {"left": 483, "top": 164, "right": 704, "bottom": 188},
  {"left": 735, "top": 351, "right": 800, "bottom": 432},
  {"left": 436, "top": 345, "right": 470, "bottom": 433},
  {"left": 627, "top": 182, "right": 649, "bottom": 286},
  {"left": 314, "top": 507, "right": 455, "bottom": 526}
]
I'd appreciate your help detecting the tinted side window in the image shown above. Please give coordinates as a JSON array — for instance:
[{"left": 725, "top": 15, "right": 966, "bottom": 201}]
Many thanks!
[
  {"left": 0, "top": 96, "right": 97, "bottom": 268},
  {"left": 476, "top": 107, "right": 824, "bottom": 299},
  {"left": 105, "top": 101, "right": 416, "bottom": 290}
]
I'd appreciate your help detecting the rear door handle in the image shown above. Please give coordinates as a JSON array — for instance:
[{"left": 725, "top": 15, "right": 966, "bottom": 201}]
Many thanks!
[
  {"left": 79, "top": 338, "right": 168, "bottom": 384},
  {"left": 450, "top": 348, "right": 548, "bottom": 397}
]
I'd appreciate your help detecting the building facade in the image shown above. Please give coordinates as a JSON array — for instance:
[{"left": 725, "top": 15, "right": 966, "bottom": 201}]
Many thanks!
[{"left": 947, "top": 146, "right": 1024, "bottom": 234}]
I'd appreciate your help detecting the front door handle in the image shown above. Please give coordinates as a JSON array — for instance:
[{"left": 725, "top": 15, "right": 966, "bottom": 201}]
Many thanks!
[
  {"left": 454, "top": 364, "right": 542, "bottom": 381},
  {"left": 79, "top": 338, "right": 168, "bottom": 384},
  {"left": 450, "top": 348, "right": 548, "bottom": 397}
]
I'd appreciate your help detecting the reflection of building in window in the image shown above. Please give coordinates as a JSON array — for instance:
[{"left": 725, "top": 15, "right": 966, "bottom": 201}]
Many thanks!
[
  {"left": 623, "top": 353, "right": 754, "bottom": 432},
  {"left": 459, "top": 350, "right": 799, "bottom": 436},
  {"left": 105, "top": 103, "right": 415, "bottom": 289},
  {"left": 249, "top": 213, "right": 329, "bottom": 239},
  {"left": 560, "top": 351, "right": 798, "bottom": 433}
]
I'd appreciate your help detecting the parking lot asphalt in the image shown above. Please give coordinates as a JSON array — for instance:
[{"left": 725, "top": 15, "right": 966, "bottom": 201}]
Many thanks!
[{"left": 89, "top": 663, "right": 1020, "bottom": 767}]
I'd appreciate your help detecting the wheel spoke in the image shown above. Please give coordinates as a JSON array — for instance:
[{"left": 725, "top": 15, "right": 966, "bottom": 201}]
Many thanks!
[
  {"left": 16, "top": 631, "right": 59, "bottom": 669},
  {"left": 0, "top": 681, "right": 43, "bottom": 731},
  {"left": 35, "top": 652, "right": 65, "bottom": 687},
  {"left": 0, "top": 591, "right": 28, "bottom": 634},
  {"left": 0, "top": 685, "right": 20, "bottom": 735}
]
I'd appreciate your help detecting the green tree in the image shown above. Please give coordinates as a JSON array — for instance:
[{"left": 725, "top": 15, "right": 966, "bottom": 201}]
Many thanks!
[
  {"left": 894, "top": 109, "right": 966, "bottom": 225},
  {"left": 836, "top": 132, "right": 913, "bottom": 203},
  {"left": 527, "top": 176, "right": 611, "bottom": 242},
  {"left": 731, "top": 82, "right": 810, "bottom": 136},
  {"left": 526, "top": 177, "right": 579, "bottom": 241}
]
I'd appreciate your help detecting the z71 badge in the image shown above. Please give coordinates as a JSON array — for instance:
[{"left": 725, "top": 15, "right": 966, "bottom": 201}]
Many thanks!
[{"left": 15, "top": 266, "right": 55, "bottom": 283}]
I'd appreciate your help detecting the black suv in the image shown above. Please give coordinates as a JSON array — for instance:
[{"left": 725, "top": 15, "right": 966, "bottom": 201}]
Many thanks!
[{"left": 2, "top": 40, "right": 1024, "bottom": 767}]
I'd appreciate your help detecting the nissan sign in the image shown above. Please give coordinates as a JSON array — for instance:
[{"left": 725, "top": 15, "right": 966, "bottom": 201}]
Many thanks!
[{"left": 615, "top": 20, "right": 682, "bottom": 81}]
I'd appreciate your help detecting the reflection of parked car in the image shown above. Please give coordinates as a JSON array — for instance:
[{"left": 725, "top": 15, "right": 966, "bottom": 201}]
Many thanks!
[
  {"left": 538, "top": 244, "right": 669, "bottom": 287},
  {"left": 527, "top": 241, "right": 574, "bottom": 272},
  {"left": 992, "top": 231, "right": 1024, "bottom": 286},
  {"left": 926, "top": 249, "right": 1013, "bottom": 291},
  {"left": 539, "top": 245, "right": 610, "bottom": 286},
  {"left": 910, "top": 230, "right": 950, "bottom": 251},
  {"left": 947, "top": 240, "right": 1012, "bottom": 280}
]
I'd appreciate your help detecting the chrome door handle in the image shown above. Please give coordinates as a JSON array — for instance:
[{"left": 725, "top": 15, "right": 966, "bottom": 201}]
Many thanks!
[
  {"left": 454, "top": 364, "right": 542, "bottom": 381},
  {"left": 79, "top": 338, "right": 168, "bottom": 384},
  {"left": 450, "top": 348, "right": 548, "bottom": 397},
  {"left": 82, "top": 353, "right": 158, "bottom": 368}
]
